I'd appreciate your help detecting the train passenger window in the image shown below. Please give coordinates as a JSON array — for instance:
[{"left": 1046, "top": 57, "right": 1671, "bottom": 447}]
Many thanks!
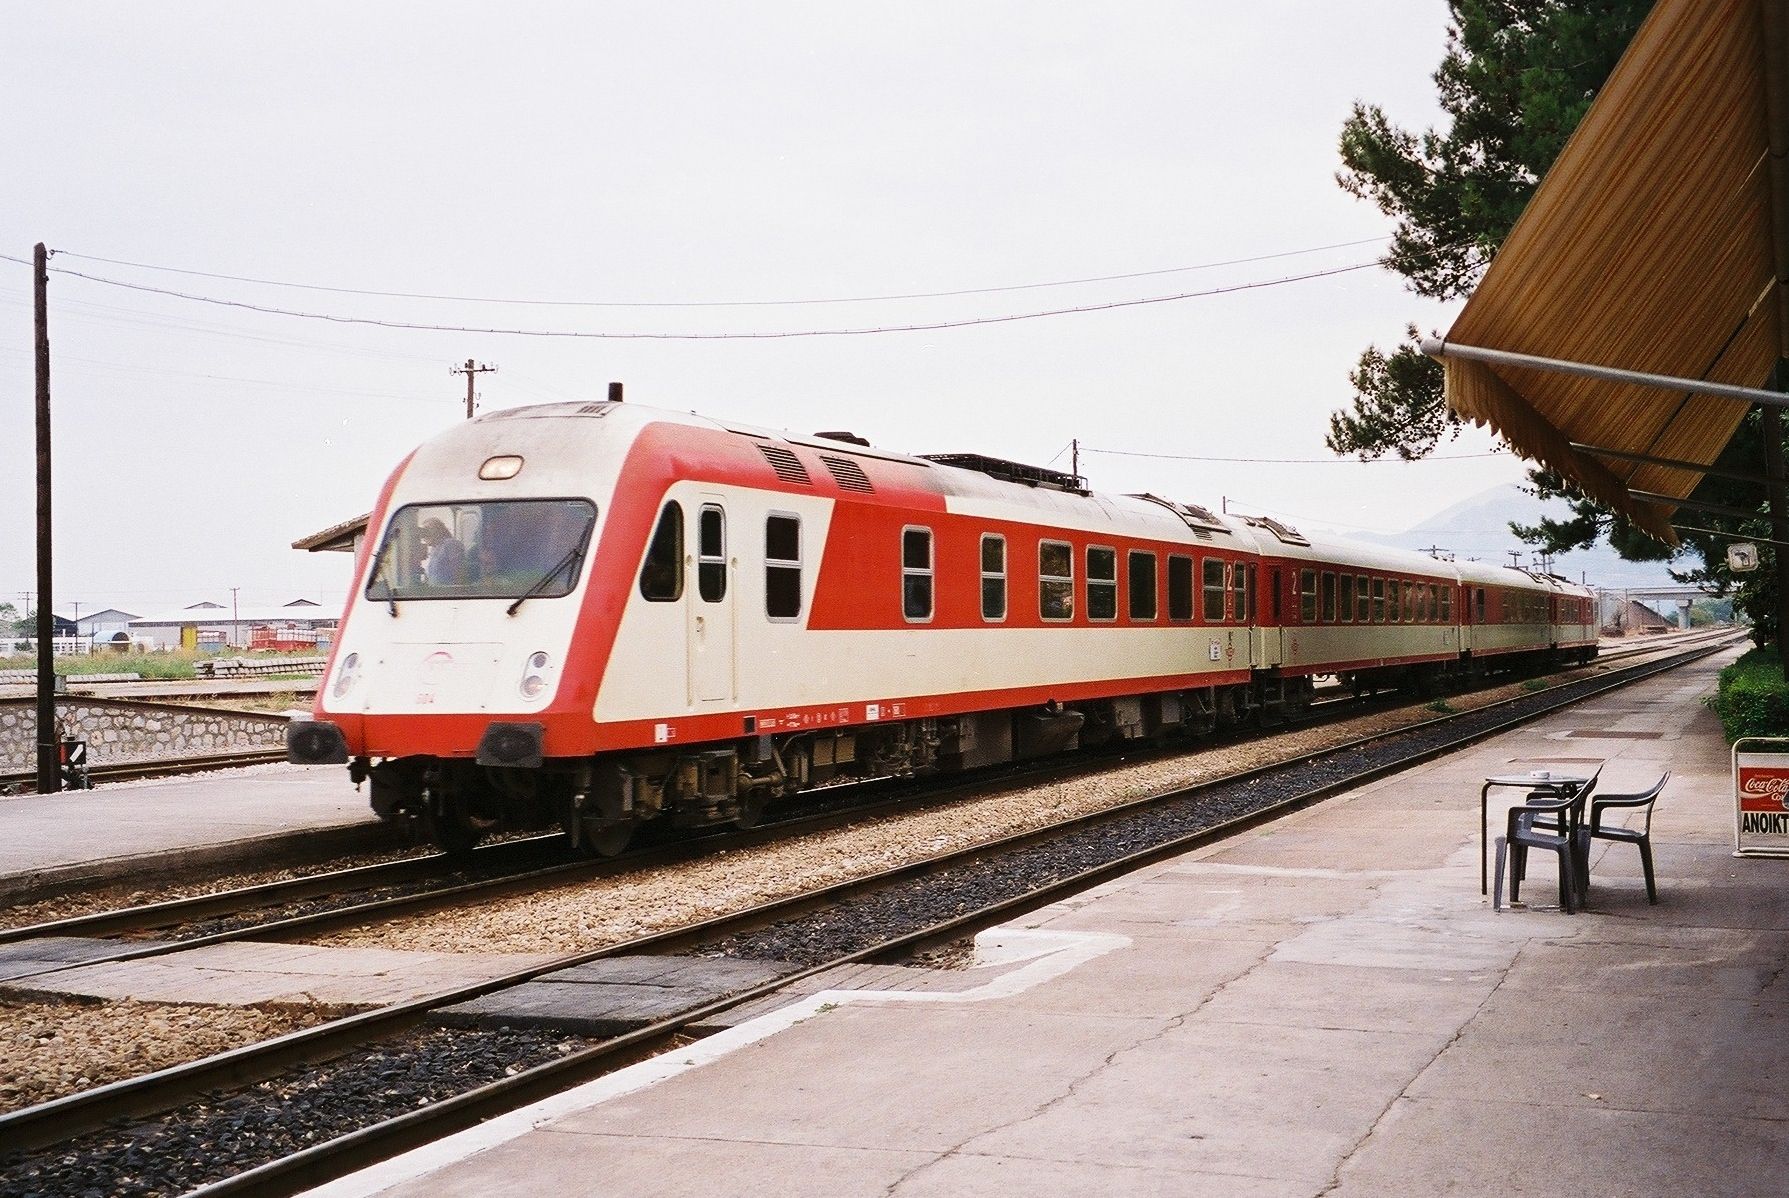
[
  {"left": 698, "top": 505, "right": 727, "bottom": 603},
  {"left": 1388, "top": 579, "right": 1401, "bottom": 623},
  {"left": 1040, "top": 540, "right": 1074, "bottom": 621},
  {"left": 902, "top": 527, "right": 934, "bottom": 622},
  {"left": 639, "top": 502, "right": 684, "bottom": 602},
  {"left": 1474, "top": 587, "right": 1486, "bottom": 623},
  {"left": 1442, "top": 588, "right": 1453, "bottom": 622},
  {"left": 1298, "top": 568, "right": 1317, "bottom": 624},
  {"left": 1128, "top": 550, "right": 1157, "bottom": 621},
  {"left": 1320, "top": 572, "right": 1337, "bottom": 624},
  {"left": 765, "top": 514, "right": 802, "bottom": 621},
  {"left": 1204, "top": 558, "right": 1228, "bottom": 622},
  {"left": 1168, "top": 555, "right": 1194, "bottom": 621},
  {"left": 1429, "top": 584, "right": 1440, "bottom": 622},
  {"left": 1087, "top": 547, "right": 1117, "bottom": 621},
  {"left": 981, "top": 534, "right": 1007, "bottom": 621},
  {"left": 1236, "top": 562, "right": 1252, "bottom": 623},
  {"left": 1356, "top": 574, "right": 1370, "bottom": 623},
  {"left": 1339, "top": 574, "right": 1355, "bottom": 623},
  {"left": 1372, "top": 578, "right": 1386, "bottom": 623},
  {"left": 1403, "top": 582, "right": 1416, "bottom": 623}
]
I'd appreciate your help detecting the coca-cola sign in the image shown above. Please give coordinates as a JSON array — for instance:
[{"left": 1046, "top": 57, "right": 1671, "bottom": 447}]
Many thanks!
[{"left": 1738, "top": 767, "right": 1789, "bottom": 812}]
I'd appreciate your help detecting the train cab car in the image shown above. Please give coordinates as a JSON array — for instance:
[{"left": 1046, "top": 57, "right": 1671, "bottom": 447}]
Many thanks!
[{"left": 292, "top": 402, "right": 1286, "bottom": 853}]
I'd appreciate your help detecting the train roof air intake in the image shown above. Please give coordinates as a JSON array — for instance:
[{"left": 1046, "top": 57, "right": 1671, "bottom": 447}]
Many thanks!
[
  {"left": 1240, "top": 515, "right": 1310, "bottom": 546},
  {"left": 921, "top": 453, "right": 1087, "bottom": 494},
  {"left": 820, "top": 454, "right": 875, "bottom": 493},
  {"left": 758, "top": 444, "right": 812, "bottom": 485}
]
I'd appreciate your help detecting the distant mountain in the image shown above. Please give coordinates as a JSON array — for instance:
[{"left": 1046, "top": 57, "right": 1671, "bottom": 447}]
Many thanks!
[{"left": 1317, "top": 483, "right": 1682, "bottom": 590}]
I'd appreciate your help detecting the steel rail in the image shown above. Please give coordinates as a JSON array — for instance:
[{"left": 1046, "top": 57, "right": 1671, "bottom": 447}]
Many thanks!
[{"left": 0, "top": 633, "right": 1735, "bottom": 1167}]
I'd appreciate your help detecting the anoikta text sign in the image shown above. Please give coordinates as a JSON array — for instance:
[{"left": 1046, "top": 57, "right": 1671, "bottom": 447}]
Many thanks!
[{"left": 1734, "top": 739, "right": 1789, "bottom": 857}]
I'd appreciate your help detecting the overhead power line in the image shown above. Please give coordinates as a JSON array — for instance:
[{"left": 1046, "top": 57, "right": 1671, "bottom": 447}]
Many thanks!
[
  {"left": 40, "top": 237, "right": 1391, "bottom": 308},
  {"left": 1081, "top": 446, "right": 1508, "bottom": 464},
  {"left": 18, "top": 256, "right": 1390, "bottom": 340}
]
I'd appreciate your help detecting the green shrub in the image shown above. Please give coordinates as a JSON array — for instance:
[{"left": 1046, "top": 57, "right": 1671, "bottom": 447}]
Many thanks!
[
  {"left": 1425, "top": 698, "right": 1456, "bottom": 714},
  {"left": 1712, "top": 646, "right": 1789, "bottom": 741},
  {"left": 1520, "top": 678, "right": 1549, "bottom": 693}
]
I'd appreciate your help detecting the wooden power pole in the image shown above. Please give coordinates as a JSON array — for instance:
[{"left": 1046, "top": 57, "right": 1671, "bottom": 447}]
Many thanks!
[
  {"left": 451, "top": 359, "right": 497, "bottom": 419},
  {"left": 34, "top": 243, "right": 58, "bottom": 794}
]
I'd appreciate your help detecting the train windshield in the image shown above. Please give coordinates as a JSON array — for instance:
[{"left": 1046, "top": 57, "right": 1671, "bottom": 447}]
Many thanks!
[{"left": 366, "top": 499, "right": 597, "bottom": 603}]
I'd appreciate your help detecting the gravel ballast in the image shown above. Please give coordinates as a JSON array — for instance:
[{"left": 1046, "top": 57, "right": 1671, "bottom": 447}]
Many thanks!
[
  {"left": 0, "top": 1025, "right": 588, "bottom": 1198},
  {"left": 0, "top": 996, "right": 334, "bottom": 1114}
]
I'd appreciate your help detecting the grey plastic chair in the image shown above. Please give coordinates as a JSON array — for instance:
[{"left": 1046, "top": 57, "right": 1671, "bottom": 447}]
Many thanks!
[{"left": 1584, "top": 772, "right": 1669, "bottom": 904}]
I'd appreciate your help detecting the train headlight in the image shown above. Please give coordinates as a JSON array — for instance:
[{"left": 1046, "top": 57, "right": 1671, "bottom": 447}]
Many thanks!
[
  {"left": 331, "top": 652, "right": 361, "bottom": 699},
  {"left": 519, "top": 651, "right": 552, "bottom": 700}
]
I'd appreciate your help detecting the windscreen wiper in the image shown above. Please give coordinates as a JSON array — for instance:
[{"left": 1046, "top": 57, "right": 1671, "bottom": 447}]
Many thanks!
[
  {"left": 506, "top": 536, "right": 590, "bottom": 616},
  {"left": 367, "top": 540, "right": 400, "bottom": 616}
]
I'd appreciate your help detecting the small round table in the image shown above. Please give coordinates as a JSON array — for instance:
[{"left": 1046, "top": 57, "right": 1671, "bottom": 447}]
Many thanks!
[{"left": 1479, "top": 772, "right": 1590, "bottom": 896}]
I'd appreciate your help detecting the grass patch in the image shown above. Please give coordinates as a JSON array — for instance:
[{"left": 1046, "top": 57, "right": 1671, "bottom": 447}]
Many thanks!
[
  {"left": 1711, "top": 645, "right": 1789, "bottom": 741},
  {"left": 0, "top": 650, "right": 200, "bottom": 679},
  {"left": 1424, "top": 698, "right": 1456, "bottom": 714},
  {"left": 1519, "top": 678, "right": 1550, "bottom": 693}
]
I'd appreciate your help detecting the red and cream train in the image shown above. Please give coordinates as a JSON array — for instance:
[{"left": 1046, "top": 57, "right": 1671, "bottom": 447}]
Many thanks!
[{"left": 288, "top": 399, "right": 1597, "bottom": 853}]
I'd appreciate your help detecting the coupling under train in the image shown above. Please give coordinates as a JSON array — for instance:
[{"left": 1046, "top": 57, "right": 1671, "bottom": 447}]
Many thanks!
[{"left": 288, "top": 399, "right": 1597, "bottom": 853}]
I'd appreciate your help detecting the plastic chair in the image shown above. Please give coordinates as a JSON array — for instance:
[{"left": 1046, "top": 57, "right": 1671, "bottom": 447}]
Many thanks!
[
  {"left": 1584, "top": 772, "right": 1669, "bottom": 904},
  {"left": 1493, "top": 790, "right": 1585, "bottom": 913}
]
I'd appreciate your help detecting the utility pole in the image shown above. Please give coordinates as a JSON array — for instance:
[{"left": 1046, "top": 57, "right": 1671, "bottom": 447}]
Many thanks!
[
  {"left": 34, "top": 242, "right": 58, "bottom": 794},
  {"left": 1070, "top": 438, "right": 1080, "bottom": 483},
  {"left": 451, "top": 359, "right": 497, "bottom": 419},
  {"left": 230, "top": 586, "right": 240, "bottom": 650}
]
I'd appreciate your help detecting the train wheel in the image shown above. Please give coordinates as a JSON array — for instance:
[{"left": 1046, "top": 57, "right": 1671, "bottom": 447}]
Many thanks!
[
  {"left": 733, "top": 791, "right": 769, "bottom": 830},
  {"left": 421, "top": 790, "right": 484, "bottom": 859},
  {"left": 583, "top": 821, "right": 634, "bottom": 857}
]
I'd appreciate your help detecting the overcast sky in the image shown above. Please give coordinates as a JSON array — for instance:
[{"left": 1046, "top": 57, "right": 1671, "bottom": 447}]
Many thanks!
[{"left": 3, "top": 1, "right": 1562, "bottom": 620}]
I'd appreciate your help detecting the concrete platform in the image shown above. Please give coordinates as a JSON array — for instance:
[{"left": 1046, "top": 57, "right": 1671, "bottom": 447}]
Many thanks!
[
  {"left": 0, "top": 763, "right": 390, "bottom": 901},
  {"left": 303, "top": 644, "right": 1789, "bottom": 1198}
]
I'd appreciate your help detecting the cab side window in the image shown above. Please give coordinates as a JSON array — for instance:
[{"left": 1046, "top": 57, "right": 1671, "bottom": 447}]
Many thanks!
[
  {"left": 639, "top": 502, "right": 683, "bottom": 601},
  {"left": 698, "top": 505, "right": 726, "bottom": 602}
]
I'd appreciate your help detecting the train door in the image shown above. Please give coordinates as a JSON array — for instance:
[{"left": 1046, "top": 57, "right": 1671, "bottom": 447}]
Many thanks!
[{"left": 688, "top": 500, "right": 736, "bottom": 702}]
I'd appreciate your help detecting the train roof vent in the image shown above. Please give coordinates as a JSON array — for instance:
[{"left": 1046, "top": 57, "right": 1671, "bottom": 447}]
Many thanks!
[
  {"left": 820, "top": 454, "right": 875, "bottom": 493},
  {"left": 1241, "top": 515, "right": 1310, "bottom": 546},
  {"left": 1129, "top": 493, "right": 1229, "bottom": 535},
  {"left": 921, "top": 453, "right": 1087, "bottom": 494},
  {"left": 479, "top": 402, "right": 614, "bottom": 420},
  {"left": 758, "top": 443, "right": 812, "bottom": 486}
]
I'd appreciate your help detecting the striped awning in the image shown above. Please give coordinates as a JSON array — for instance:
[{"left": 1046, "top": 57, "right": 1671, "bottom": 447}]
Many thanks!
[{"left": 1433, "top": 0, "right": 1789, "bottom": 544}]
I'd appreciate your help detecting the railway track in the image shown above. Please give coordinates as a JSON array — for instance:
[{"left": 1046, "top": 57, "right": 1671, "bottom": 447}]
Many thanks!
[
  {"left": 0, "top": 628, "right": 1731, "bottom": 957},
  {"left": 0, "top": 630, "right": 1738, "bottom": 1197}
]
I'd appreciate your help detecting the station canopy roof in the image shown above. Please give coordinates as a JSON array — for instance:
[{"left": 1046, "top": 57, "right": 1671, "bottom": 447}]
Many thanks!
[{"left": 1432, "top": 0, "right": 1789, "bottom": 544}]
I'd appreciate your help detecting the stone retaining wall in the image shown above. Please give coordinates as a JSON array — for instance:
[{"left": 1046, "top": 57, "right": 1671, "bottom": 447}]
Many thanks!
[{"left": 0, "top": 698, "right": 290, "bottom": 772}]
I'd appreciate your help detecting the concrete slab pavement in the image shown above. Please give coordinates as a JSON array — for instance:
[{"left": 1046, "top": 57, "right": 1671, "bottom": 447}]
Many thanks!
[
  {"left": 298, "top": 643, "right": 1789, "bottom": 1198},
  {"left": 0, "top": 763, "right": 389, "bottom": 900}
]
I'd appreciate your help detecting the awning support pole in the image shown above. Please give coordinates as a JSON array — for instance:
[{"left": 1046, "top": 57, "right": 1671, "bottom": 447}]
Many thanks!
[
  {"left": 1767, "top": 366, "right": 1789, "bottom": 678},
  {"left": 1420, "top": 338, "right": 1789, "bottom": 409}
]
